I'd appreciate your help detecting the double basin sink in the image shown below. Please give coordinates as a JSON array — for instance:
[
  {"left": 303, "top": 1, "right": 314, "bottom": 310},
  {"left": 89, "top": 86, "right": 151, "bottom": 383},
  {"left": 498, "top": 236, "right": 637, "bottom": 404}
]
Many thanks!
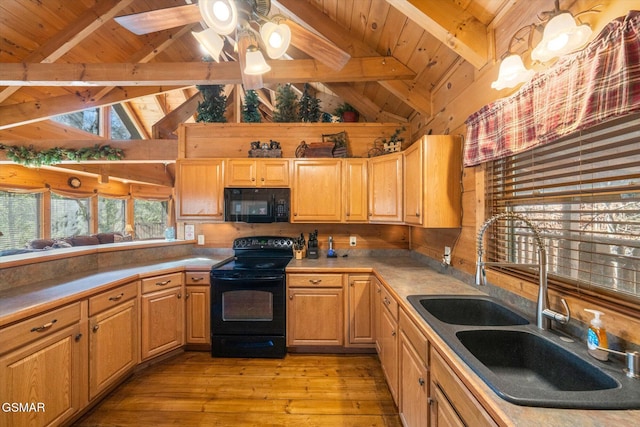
[{"left": 407, "top": 295, "right": 640, "bottom": 409}]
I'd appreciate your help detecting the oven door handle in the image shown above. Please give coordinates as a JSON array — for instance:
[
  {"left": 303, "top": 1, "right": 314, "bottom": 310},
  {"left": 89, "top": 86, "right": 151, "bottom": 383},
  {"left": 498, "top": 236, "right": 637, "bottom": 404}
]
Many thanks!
[{"left": 213, "top": 275, "right": 284, "bottom": 282}]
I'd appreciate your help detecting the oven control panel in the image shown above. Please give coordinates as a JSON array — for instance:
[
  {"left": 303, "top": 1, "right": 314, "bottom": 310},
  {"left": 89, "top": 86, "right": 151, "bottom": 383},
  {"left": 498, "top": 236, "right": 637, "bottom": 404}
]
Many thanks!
[{"left": 233, "top": 236, "right": 294, "bottom": 250}]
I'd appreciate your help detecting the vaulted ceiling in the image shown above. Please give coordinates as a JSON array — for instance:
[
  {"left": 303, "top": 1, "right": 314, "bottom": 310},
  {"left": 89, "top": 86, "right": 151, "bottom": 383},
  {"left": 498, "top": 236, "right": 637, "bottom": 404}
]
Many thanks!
[{"left": 0, "top": 0, "right": 617, "bottom": 186}]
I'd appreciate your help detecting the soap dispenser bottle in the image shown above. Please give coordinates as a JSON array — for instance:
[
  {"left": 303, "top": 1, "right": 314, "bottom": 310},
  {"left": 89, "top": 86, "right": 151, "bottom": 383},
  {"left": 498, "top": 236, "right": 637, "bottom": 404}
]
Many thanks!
[{"left": 585, "top": 309, "right": 608, "bottom": 361}]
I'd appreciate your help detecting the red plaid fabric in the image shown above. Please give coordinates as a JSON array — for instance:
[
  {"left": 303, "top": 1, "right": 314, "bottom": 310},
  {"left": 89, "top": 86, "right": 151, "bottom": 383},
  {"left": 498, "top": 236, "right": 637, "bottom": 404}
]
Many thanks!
[{"left": 464, "top": 10, "right": 640, "bottom": 167}]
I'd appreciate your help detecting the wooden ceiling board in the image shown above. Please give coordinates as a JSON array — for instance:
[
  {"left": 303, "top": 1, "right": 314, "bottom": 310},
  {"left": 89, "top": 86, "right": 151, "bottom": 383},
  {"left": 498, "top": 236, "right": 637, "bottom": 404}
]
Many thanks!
[
  {"left": 375, "top": 5, "right": 409, "bottom": 56},
  {"left": 362, "top": 0, "right": 392, "bottom": 49},
  {"left": 0, "top": 119, "right": 104, "bottom": 141}
]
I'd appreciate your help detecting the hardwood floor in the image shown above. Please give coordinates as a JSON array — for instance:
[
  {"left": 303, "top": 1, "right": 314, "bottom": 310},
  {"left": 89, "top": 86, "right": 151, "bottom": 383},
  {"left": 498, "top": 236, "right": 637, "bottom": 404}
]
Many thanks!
[{"left": 74, "top": 351, "right": 402, "bottom": 426}]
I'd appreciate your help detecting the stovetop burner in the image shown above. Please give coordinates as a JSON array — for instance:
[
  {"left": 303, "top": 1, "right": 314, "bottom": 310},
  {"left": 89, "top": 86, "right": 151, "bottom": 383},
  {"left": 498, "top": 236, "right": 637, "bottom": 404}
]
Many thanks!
[{"left": 210, "top": 236, "right": 295, "bottom": 277}]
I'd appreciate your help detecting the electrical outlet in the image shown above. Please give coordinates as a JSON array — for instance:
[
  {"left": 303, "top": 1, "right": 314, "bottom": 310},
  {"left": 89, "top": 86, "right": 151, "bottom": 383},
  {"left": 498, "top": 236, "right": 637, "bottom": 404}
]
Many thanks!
[
  {"left": 444, "top": 246, "right": 451, "bottom": 256},
  {"left": 349, "top": 236, "right": 357, "bottom": 247},
  {"left": 197, "top": 235, "right": 205, "bottom": 245}
]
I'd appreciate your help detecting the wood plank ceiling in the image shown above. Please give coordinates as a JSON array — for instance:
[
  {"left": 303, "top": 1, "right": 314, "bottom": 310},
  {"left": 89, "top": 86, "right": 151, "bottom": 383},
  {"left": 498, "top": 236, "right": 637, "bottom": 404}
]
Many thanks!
[{"left": 0, "top": 0, "right": 538, "bottom": 184}]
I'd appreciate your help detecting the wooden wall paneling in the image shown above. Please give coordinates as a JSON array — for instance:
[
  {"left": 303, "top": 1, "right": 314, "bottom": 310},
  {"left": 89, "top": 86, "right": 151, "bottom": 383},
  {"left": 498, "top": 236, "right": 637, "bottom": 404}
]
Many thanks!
[{"left": 179, "top": 123, "right": 410, "bottom": 159}]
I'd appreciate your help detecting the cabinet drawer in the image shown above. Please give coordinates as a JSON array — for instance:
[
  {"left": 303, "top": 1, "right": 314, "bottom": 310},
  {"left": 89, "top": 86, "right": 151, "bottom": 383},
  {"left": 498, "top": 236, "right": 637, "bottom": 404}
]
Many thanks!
[
  {"left": 0, "top": 302, "right": 82, "bottom": 354},
  {"left": 380, "top": 285, "right": 398, "bottom": 320},
  {"left": 141, "top": 272, "right": 183, "bottom": 294},
  {"left": 288, "top": 274, "right": 343, "bottom": 288},
  {"left": 399, "top": 308, "right": 428, "bottom": 365},
  {"left": 89, "top": 281, "right": 138, "bottom": 316},
  {"left": 185, "top": 271, "right": 210, "bottom": 285}
]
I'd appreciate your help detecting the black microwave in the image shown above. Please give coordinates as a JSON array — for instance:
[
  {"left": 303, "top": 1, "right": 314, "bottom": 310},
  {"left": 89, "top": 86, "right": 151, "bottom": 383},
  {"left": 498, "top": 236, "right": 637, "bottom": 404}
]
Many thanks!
[{"left": 224, "top": 188, "right": 290, "bottom": 223}]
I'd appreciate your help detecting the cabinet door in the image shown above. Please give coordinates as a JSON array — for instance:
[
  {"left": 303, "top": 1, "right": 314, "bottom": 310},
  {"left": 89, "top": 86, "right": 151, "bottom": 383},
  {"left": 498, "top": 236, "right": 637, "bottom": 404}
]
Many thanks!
[
  {"left": 186, "top": 285, "right": 210, "bottom": 345},
  {"left": 226, "top": 159, "right": 257, "bottom": 186},
  {"left": 403, "top": 141, "right": 423, "bottom": 225},
  {"left": 291, "top": 160, "right": 342, "bottom": 222},
  {"left": 368, "top": 153, "right": 403, "bottom": 223},
  {"left": 348, "top": 275, "right": 375, "bottom": 346},
  {"left": 260, "top": 159, "right": 290, "bottom": 187},
  {"left": 379, "top": 307, "right": 399, "bottom": 403},
  {"left": 423, "top": 135, "right": 462, "bottom": 227},
  {"left": 141, "top": 286, "right": 184, "bottom": 360},
  {"left": 287, "top": 288, "right": 344, "bottom": 346},
  {"left": 344, "top": 159, "right": 368, "bottom": 222},
  {"left": 89, "top": 299, "right": 138, "bottom": 400},
  {"left": 177, "top": 159, "right": 224, "bottom": 219},
  {"left": 0, "top": 323, "right": 86, "bottom": 427},
  {"left": 400, "top": 332, "right": 429, "bottom": 427}
]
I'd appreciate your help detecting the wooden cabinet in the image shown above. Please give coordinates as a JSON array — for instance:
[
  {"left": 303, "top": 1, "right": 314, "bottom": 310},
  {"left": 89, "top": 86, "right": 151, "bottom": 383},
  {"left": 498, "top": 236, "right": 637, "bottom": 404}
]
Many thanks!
[
  {"left": 344, "top": 159, "right": 368, "bottom": 222},
  {"left": 176, "top": 159, "right": 224, "bottom": 220},
  {"left": 0, "top": 302, "right": 87, "bottom": 427},
  {"left": 226, "top": 159, "right": 290, "bottom": 187},
  {"left": 378, "top": 284, "right": 399, "bottom": 403},
  {"left": 185, "top": 271, "right": 210, "bottom": 346},
  {"left": 140, "top": 272, "right": 185, "bottom": 360},
  {"left": 287, "top": 273, "right": 344, "bottom": 346},
  {"left": 347, "top": 274, "right": 376, "bottom": 347},
  {"left": 88, "top": 281, "right": 138, "bottom": 400},
  {"left": 399, "top": 309, "right": 429, "bottom": 427},
  {"left": 368, "top": 152, "right": 403, "bottom": 223},
  {"left": 430, "top": 349, "right": 497, "bottom": 427},
  {"left": 403, "top": 135, "right": 462, "bottom": 227},
  {"left": 291, "top": 159, "right": 342, "bottom": 222}
]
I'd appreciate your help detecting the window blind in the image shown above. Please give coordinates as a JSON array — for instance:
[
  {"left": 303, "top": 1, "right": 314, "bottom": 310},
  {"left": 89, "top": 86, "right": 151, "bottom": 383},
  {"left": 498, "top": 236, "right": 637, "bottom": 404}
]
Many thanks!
[{"left": 486, "top": 114, "right": 640, "bottom": 300}]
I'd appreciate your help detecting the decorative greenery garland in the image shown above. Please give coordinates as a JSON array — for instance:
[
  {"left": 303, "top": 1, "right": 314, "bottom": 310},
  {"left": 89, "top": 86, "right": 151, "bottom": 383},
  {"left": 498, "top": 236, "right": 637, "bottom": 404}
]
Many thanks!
[{"left": 0, "top": 143, "right": 125, "bottom": 167}]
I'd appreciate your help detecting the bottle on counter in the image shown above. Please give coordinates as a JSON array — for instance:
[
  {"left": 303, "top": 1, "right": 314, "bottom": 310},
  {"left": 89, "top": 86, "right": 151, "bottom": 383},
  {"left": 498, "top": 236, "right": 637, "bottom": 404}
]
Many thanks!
[{"left": 585, "top": 309, "right": 609, "bottom": 361}]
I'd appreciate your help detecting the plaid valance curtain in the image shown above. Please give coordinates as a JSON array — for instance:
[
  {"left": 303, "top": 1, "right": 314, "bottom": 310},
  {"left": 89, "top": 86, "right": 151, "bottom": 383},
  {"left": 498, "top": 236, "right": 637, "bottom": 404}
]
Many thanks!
[{"left": 463, "top": 10, "right": 640, "bottom": 167}]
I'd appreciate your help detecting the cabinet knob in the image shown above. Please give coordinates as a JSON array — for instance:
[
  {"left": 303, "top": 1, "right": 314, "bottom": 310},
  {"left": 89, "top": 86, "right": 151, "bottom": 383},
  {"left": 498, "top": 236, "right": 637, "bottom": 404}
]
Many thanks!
[
  {"left": 185, "top": 292, "right": 190, "bottom": 299},
  {"left": 418, "top": 377, "right": 425, "bottom": 386},
  {"left": 391, "top": 330, "right": 396, "bottom": 337},
  {"left": 427, "top": 397, "right": 434, "bottom": 406},
  {"left": 177, "top": 293, "right": 182, "bottom": 299},
  {"left": 251, "top": 177, "right": 255, "bottom": 181},
  {"left": 92, "top": 325, "right": 100, "bottom": 332},
  {"left": 261, "top": 177, "right": 265, "bottom": 182},
  {"left": 75, "top": 333, "right": 83, "bottom": 342},
  {"left": 289, "top": 295, "right": 293, "bottom": 300},
  {"left": 416, "top": 212, "right": 420, "bottom": 217}
]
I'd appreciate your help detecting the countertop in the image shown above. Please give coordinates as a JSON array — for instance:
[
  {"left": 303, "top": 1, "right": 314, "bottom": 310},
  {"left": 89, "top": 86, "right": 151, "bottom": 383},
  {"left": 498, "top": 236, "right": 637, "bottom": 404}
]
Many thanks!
[{"left": 1, "top": 253, "right": 638, "bottom": 426}]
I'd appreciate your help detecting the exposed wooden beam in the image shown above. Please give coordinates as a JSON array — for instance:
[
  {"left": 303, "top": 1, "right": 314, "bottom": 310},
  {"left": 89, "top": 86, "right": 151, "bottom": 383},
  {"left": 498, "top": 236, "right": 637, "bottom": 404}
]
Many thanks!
[
  {"left": 0, "top": 0, "right": 135, "bottom": 103},
  {"left": 384, "top": 0, "right": 488, "bottom": 69},
  {"left": 120, "top": 101, "right": 151, "bottom": 139},
  {"left": 0, "top": 139, "right": 178, "bottom": 164},
  {"left": 327, "top": 83, "right": 406, "bottom": 123},
  {"left": 0, "top": 58, "right": 414, "bottom": 87},
  {"left": 53, "top": 164, "right": 174, "bottom": 187},
  {"left": 274, "top": 0, "right": 431, "bottom": 116},
  {"left": 0, "top": 86, "right": 187, "bottom": 130},
  {"left": 152, "top": 92, "right": 203, "bottom": 139}
]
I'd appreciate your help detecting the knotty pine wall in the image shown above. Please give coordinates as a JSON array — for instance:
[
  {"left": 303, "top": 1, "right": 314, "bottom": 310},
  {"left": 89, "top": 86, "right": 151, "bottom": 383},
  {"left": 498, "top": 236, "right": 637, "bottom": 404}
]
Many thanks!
[{"left": 409, "top": 1, "right": 640, "bottom": 347}]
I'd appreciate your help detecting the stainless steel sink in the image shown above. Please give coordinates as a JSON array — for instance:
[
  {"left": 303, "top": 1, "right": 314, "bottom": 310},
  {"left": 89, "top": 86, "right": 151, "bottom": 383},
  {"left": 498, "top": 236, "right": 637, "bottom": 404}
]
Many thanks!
[
  {"left": 407, "top": 294, "right": 640, "bottom": 409},
  {"left": 414, "top": 296, "right": 529, "bottom": 326}
]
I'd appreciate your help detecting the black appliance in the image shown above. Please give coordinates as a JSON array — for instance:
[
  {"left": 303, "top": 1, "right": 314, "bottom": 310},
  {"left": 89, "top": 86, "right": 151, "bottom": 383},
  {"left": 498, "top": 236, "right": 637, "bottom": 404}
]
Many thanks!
[
  {"left": 210, "top": 236, "right": 293, "bottom": 358},
  {"left": 224, "top": 188, "right": 290, "bottom": 223}
]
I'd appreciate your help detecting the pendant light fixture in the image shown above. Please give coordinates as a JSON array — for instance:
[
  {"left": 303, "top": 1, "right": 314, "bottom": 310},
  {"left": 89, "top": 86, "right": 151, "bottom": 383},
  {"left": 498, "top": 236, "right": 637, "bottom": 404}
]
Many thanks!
[
  {"left": 199, "top": 0, "right": 238, "bottom": 35},
  {"left": 260, "top": 19, "right": 291, "bottom": 59},
  {"left": 244, "top": 45, "right": 271, "bottom": 75},
  {"left": 192, "top": 27, "right": 225, "bottom": 61},
  {"left": 531, "top": 11, "right": 592, "bottom": 62},
  {"left": 492, "top": 25, "right": 536, "bottom": 90}
]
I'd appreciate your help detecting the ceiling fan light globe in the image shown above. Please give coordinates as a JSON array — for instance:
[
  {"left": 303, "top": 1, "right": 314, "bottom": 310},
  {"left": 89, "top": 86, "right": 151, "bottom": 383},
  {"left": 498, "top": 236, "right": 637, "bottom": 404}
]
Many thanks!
[
  {"left": 531, "top": 12, "right": 592, "bottom": 62},
  {"left": 245, "top": 47, "right": 271, "bottom": 75},
  {"left": 192, "top": 29, "right": 224, "bottom": 61},
  {"left": 200, "top": 0, "right": 237, "bottom": 35},
  {"left": 260, "top": 21, "right": 291, "bottom": 59}
]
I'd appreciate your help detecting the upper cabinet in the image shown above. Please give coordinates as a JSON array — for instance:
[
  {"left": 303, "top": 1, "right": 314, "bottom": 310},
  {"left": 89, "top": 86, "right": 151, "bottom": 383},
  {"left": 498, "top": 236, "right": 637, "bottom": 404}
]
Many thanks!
[
  {"left": 176, "top": 159, "right": 224, "bottom": 220},
  {"left": 344, "top": 159, "right": 368, "bottom": 223},
  {"left": 226, "top": 159, "right": 290, "bottom": 187},
  {"left": 291, "top": 159, "right": 343, "bottom": 222},
  {"left": 403, "top": 136, "right": 462, "bottom": 228},
  {"left": 368, "top": 153, "right": 404, "bottom": 223}
]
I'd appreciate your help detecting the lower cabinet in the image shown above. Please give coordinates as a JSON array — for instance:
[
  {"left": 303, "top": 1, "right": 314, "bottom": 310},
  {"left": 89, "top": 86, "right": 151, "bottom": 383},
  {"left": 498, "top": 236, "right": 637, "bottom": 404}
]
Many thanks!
[
  {"left": 430, "top": 348, "right": 498, "bottom": 427},
  {"left": 88, "top": 282, "right": 138, "bottom": 400},
  {"left": 378, "top": 285, "right": 399, "bottom": 404},
  {"left": 347, "top": 274, "right": 376, "bottom": 347},
  {"left": 399, "top": 309, "right": 429, "bottom": 427},
  {"left": 0, "top": 302, "right": 88, "bottom": 427},
  {"left": 140, "top": 272, "right": 185, "bottom": 360},
  {"left": 185, "top": 271, "right": 210, "bottom": 346},
  {"left": 287, "top": 274, "right": 344, "bottom": 347}
]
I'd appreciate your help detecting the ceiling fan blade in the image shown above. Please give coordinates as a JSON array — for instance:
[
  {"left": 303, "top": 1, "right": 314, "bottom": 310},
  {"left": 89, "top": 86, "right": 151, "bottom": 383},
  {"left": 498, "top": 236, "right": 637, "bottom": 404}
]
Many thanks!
[
  {"left": 287, "top": 20, "right": 351, "bottom": 70},
  {"left": 114, "top": 4, "right": 201, "bottom": 35}
]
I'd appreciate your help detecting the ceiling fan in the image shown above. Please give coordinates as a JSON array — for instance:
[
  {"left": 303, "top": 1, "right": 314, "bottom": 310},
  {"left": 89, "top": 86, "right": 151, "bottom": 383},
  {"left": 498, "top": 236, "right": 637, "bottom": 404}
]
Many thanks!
[{"left": 114, "top": 0, "right": 351, "bottom": 89}]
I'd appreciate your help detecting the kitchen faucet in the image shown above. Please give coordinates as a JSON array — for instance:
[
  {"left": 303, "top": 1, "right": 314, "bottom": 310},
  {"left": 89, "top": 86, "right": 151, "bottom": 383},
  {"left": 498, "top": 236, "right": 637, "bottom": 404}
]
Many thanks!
[{"left": 475, "top": 212, "right": 571, "bottom": 330}]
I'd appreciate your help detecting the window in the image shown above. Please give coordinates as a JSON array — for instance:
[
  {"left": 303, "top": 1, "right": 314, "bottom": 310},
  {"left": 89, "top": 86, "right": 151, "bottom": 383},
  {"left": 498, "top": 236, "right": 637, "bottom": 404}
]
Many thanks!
[
  {"left": 98, "top": 197, "right": 126, "bottom": 233},
  {"left": 134, "top": 200, "right": 168, "bottom": 239},
  {"left": 50, "top": 193, "right": 90, "bottom": 238},
  {"left": 486, "top": 115, "right": 640, "bottom": 301},
  {"left": 51, "top": 108, "right": 100, "bottom": 135},
  {"left": 0, "top": 192, "right": 41, "bottom": 250},
  {"left": 111, "top": 104, "right": 142, "bottom": 140}
]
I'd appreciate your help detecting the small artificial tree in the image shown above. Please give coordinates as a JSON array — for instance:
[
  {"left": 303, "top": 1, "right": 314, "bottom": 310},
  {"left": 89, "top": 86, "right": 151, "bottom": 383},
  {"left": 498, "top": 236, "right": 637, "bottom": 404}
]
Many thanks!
[
  {"left": 196, "top": 84, "right": 227, "bottom": 123},
  {"left": 242, "top": 89, "right": 262, "bottom": 123},
  {"left": 298, "top": 83, "right": 321, "bottom": 122},
  {"left": 273, "top": 84, "right": 298, "bottom": 122}
]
